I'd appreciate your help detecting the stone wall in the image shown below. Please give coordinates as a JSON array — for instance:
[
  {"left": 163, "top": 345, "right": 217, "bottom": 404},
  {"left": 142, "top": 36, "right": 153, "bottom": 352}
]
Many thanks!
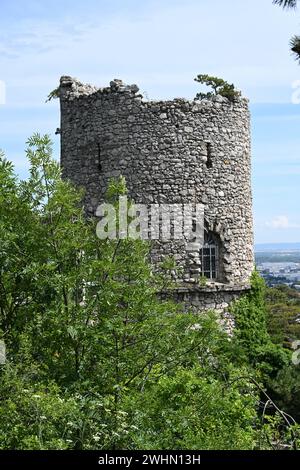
[
  {"left": 161, "top": 285, "right": 247, "bottom": 335},
  {"left": 59, "top": 76, "right": 254, "bottom": 318}
]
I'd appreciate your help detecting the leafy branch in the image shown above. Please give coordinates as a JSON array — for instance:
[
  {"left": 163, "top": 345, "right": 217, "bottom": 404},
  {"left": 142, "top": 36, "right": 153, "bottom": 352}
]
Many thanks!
[
  {"left": 194, "top": 74, "right": 241, "bottom": 102},
  {"left": 46, "top": 87, "right": 60, "bottom": 103},
  {"left": 274, "top": 0, "right": 300, "bottom": 62}
]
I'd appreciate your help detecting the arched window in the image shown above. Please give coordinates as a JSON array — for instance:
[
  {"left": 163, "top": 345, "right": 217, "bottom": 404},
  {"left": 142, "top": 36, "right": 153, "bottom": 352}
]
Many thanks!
[{"left": 200, "top": 231, "right": 220, "bottom": 280}]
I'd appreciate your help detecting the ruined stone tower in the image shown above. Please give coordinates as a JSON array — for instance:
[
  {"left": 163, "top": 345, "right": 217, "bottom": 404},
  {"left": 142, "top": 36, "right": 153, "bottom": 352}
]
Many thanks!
[{"left": 59, "top": 76, "right": 254, "bottom": 320}]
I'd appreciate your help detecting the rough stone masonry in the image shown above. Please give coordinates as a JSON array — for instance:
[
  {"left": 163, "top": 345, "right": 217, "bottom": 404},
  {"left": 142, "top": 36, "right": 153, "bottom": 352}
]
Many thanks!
[{"left": 58, "top": 76, "right": 254, "bottom": 329}]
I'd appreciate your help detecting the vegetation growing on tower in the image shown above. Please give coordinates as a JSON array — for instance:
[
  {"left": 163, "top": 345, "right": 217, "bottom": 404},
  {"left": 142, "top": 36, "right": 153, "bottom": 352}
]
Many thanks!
[{"left": 194, "top": 74, "right": 241, "bottom": 101}]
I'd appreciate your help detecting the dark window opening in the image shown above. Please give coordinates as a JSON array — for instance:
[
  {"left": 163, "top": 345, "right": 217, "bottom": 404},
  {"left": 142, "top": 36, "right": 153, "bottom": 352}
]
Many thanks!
[
  {"left": 206, "top": 142, "right": 213, "bottom": 169},
  {"left": 97, "top": 143, "right": 102, "bottom": 171},
  {"left": 200, "top": 231, "right": 220, "bottom": 280}
]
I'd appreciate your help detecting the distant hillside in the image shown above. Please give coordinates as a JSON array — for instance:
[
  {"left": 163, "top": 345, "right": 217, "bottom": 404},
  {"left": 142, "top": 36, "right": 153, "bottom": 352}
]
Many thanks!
[{"left": 255, "top": 243, "right": 300, "bottom": 252}]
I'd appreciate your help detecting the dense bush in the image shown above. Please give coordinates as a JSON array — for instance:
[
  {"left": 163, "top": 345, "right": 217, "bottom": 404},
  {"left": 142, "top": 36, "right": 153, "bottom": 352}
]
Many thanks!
[{"left": 232, "top": 272, "right": 300, "bottom": 426}]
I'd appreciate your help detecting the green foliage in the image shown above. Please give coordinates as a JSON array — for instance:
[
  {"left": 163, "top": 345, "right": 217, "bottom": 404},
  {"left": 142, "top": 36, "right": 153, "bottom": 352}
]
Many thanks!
[
  {"left": 265, "top": 285, "right": 300, "bottom": 347},
  {"left": 199, "top": 275, "right": 207, "bottom": 287},
  {"left": 46, "top": 87, "right": 60, "bottom": 103},
  {"left": 231, "top": 272, "right": 289, "bottom": 373},
  {"left": 194, "top": 74, "right": 241, "bottom": 102},
  {"left": 291, "top": 35, "right": 300, "bottom": 62},
  {"left": 273, "top": 0, "right": 297, "bottom": 9},
  {"left": 267, "top": 365, "right": 300, "bottom": 423},
  {"left": 263, "top": 285, "right": 300, "bottom": 422},
  {"left": 127, "top": 366, "right": 259, "bottom": 450},
  {"left": 0, "top": 367, "right": 78, "bottom": 450},
  {"left": 0, "top": 365, "right": 134, "bottom": 450},
  {"left": 231, "top": 272, "right": 300, "bottom": 429},
  {"left": 0, "top": 137, "right": 298, "bottom": 450},
  {"left": 232, "top": 271, "right": 269, "bottom": 354}
]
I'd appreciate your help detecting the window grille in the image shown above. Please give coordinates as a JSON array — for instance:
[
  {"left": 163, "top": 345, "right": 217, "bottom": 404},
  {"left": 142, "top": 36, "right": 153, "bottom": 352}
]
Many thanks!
[{"left": 200, "top": 232, "right": 219, "bottom": 280}]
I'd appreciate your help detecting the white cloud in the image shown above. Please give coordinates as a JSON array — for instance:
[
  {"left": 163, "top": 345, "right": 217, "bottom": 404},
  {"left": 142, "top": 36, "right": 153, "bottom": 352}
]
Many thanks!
[
  {"left": 0, "top": 20, "right": 89, "bottom": 57},
  {"left": 266, "top": 215, "right": 300, "bottom": 229}
]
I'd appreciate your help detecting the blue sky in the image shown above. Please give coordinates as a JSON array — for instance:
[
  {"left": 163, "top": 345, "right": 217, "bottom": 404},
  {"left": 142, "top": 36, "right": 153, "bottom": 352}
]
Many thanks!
[{"left": 0, "top": 0, "right": 300, "bottom": 244}]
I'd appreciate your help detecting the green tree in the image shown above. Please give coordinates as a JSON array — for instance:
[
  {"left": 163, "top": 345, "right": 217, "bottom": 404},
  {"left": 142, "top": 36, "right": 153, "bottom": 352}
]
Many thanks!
[
  {"left": 126, "top": 366, "right": 260, "bottom": 450},
  {"left": 194, "top": 74, "right": 240, "bottom": 101},
  {"left": 231, "top": 272, "right": 289, "bottom": 375},
  {"left": 273, "top": 0, "right": 300, "bottom": 61},
  {"left": 231, "top": 273, "right": 300, "bottom": 430},
  {"left": 264, "top": 285, "right": 300, "bottom": 422}
]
